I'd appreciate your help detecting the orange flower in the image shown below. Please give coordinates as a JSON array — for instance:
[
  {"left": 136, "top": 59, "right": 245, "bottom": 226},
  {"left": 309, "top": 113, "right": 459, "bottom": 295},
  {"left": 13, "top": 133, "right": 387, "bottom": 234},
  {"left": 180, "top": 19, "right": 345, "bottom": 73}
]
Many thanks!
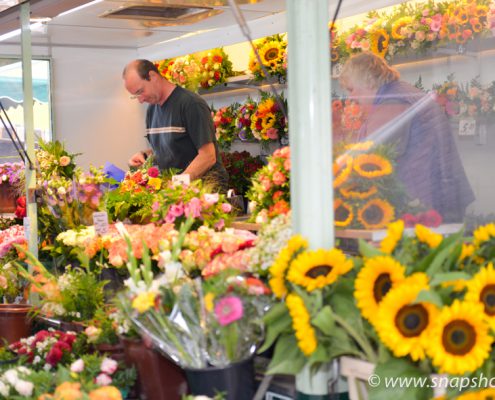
[
  {"left": 88, "top": 386, "right": 123, "bottom": 400},
  {"left": 53, "top": 382, "right": 83, "bottom": 400},
  {"left": 332, "top": 100, "right": 343, "bottom": 113},
  {"left": 269, "top": 200, "right": 290, "bottom": 217}
]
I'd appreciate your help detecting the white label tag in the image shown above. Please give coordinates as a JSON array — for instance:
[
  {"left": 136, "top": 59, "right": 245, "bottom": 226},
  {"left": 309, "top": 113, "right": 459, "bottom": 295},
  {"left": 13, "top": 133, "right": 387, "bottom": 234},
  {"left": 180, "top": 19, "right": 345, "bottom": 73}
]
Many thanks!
[
  {"left": 172, "top": 174, "right": 190, "bottom": 186},
  {"left": 23, "top": 217, "right": 30, "bottom": 240},
  {"left": 93, "top": 211, "right": 109, "bottom": 236},
  {"left": 458, "top": 118, "right": 476, "bottom": 136}
]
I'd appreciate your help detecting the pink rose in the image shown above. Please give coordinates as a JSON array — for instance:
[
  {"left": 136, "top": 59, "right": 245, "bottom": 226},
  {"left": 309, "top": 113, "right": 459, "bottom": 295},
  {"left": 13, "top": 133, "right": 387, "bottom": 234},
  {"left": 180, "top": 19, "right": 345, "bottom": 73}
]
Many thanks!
[
  {"left": 203, "top": 193, "right": 219, "bottom": 207},
  {"left": 272, "top": 171, "right": 286, "bottom": 186},
  {"left": 59, "top": 156, "right": 71, "bottom": 167},
  {"left": 100, "top": 357, "right": 118, "bottom": 375},
  {"left": 70, "top": 359, "right": 85, "bottom": 373},
  {"left": 221, "top": 203, "right": 232, "bottom": 213},
  {"left": 95, "top": 373, "right": 113, "bottom": 386}
]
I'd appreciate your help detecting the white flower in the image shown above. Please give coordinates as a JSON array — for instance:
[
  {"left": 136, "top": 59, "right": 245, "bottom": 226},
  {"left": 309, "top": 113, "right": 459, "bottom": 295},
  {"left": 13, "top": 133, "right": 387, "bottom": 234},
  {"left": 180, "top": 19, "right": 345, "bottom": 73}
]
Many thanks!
[
  {"left": 70, "top": 359, "right": 85, "bottom": 373},
  {"left": 95, "top": 373, "right": 113, "bottom": 386},
  {"left": 57, "top": 186, "right": 66, "bottom": 196},
  {"left": 0, "top": 381, "right": 9, "bottom": 397},
  {"left": 3, "top": 369, "right": 18, "bottom": 386},
  {"left": 163, "top": 261, "right": 184, "bottom": 283},
  {"left": 84, "top": 326, "right": 102, "bottom": 343},
  {"left": 33, "top": 356, "right": 42, "bottom": 365},
  {"left": 100, "top": 358, "right": 118, "bottom": 375},
  {"left": 1, "top": 175, "right": 6, "bottom": 181},
  {"left": 43, "top": 364, "right": 52, "bottom": 371},
  {"left": 14, "top": 380, "right": 33, "bottom": 396}
]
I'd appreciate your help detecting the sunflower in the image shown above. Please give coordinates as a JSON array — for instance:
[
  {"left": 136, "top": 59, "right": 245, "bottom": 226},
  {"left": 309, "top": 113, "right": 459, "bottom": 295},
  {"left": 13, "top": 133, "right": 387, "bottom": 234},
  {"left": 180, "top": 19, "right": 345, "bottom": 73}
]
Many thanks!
[
  {"left": 260, "top": 41, "right": 284, "bottom": 67},
  {"left": 286, "top": 293, "right": 317, "bottom": 356},
  {"left": 415, "top": 224, "right": 443, "bottom": 249},
  {"left": 465, "top": 263, "right": 495, "bottom": 330},
  {"left": 357, "top": 198, "right": 395, "bottom": 230},
  {"left": 391, "top": 17, "right": 413, "bottom": 40},
  {"left": 331, "top": 47, "right": 340, "bottom": 63},
  {"left": 380, "top": 219, "right": 404, "bottom": 254},
  {"left": 269, "top": 235, "right": 308, "bottom": 298},
  {"left": 459, "top": 243, "right": 475, "bottom": 262},
  {"left": 473, "top": 223, "right": 495, "bottom": 247},
  {"left": 340, "top": 184, "right": 378, "bottom": 200},
  {"left": 476, "top": 5, "right": 488, "bottom": 17},
  {"left": 333, "top": 154, "right": 353, "bottom": 188},
  {"left": 457, "top": 388, "right": 495, "bottom": 400},
  {"left": 334, "top": 199, "right": 354, "bottom": 227},
  {"left": 353, "top": 154, "right": 393, "bottom": 178},
  {"left": 471, "top": 18, "right": 482, "bottom": 33},
  {"left": 261, "top": 114, "right": 276, "bottom": 130},
  {"left": 370, "top": 29, "right": 390, "bottom": 58},
  {"left": 248, "top": 54, "right": 261, "bottom": 74},
  {"left": 287, "top": 247, "right": 353, "bottom": 291},
  {"left": 375, "top": 273, "right": 438, "bottom": 361},
  {"left": 344, "top": 141, "right": 374, "bottom": 152},
  {"left": 425, "top": 300, "right": 493, "bottom": 375},
  {"left": 354, "top": 256, "right": 406, "bottom": 321}
]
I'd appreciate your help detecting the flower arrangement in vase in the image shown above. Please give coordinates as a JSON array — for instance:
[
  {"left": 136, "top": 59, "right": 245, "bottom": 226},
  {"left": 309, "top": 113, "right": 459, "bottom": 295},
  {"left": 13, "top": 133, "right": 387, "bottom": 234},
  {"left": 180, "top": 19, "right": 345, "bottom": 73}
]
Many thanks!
[
  {"left": 248, "top": 34, "right": 287, "bottom": 82},
  {"left": 197, "top": 48, "right": 233, "bottom": 90},
  {"left": 235, "top": 97, "right": 258, "bottom": 141},
  {"left": 212, "top": 103, "right": 240, "bottom": 151},
  {"left": 250, "top": 91, "right": 288, "bottom": 144}
]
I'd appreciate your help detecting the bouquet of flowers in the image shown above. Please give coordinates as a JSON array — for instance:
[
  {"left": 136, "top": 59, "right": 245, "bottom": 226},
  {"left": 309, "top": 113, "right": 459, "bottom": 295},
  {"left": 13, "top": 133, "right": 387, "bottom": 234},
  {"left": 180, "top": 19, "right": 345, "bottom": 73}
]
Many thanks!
[
  {"left": 168, "top": 54, "right": 201, "bottom": 92},
  {"left": 246, "top": 146, "right": 290, "bottom": 223},
  {"left": 247, "top": 34, "right": 288, "bottom": 82},
  {"left": 458, "top": 77, "right": 495, "bottom": 119},
  {"left": 212, "top": 103, "right": 240, "bottom": 150},
  {"left": 332, "top": 97, "right": 365, "bottom": 143},
  {"left": 235, "top": 97, "right": 258, "bottom": 141},
  {"left": 220, "top": 151, "right": 264, "bottom": 196},
  {"left": 156, "top": 58, "right": 175, "bottom": 81},
  {"left": 0, "top": 162, "right": 23, "bottom": 187},
  {"left": 119, "top": 221, "right": 271, "bottom": 368},
  {"left": 433, "top": 74, "right": 462, "bottom": 116},
  {"left": 250, "top": 92, "right": 288, "bottom": 144},
  {"left": 197, "top": 48, "right": 233, "bottom": 90}
]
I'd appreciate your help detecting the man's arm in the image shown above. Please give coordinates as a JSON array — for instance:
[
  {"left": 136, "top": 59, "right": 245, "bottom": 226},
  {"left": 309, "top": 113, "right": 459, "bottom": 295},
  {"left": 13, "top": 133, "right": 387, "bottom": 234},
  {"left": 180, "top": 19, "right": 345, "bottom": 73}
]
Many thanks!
[{"left": 182, "top": 142, "right": 216, "bottom": 180}]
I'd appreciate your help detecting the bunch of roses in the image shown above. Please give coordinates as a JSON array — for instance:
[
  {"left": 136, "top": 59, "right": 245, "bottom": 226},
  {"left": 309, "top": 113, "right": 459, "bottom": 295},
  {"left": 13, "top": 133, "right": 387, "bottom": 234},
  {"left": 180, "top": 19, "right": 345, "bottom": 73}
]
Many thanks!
[
  {"left": 332, "top": 98, "right": 364, "bottom": 143},
  {"left": 0, "top": 366, "right": 34, "bottom": 398},
  {"left": 0, "top": 224, "right": 26, "bottom": 258},
  {"left": 197, "top": 48, "right": 233, "bottom": 89},
  {"left": 457, "top": 77, "right": 495, "bottom": 119},
  {"left": 35, "top": 139, "right": 78, "bottom": 183},
  {"left": 10, "top": 329, "right": 78, "bottom": 369},
  {"left": 212, "top": 103, "right": 240, "bottom": 150},
  {"left": 69, "top": 356, "right": 119, "bottom": 387},
  {"left": 220, "top": 151, "right": 264, "bottom": 196},
  {"left": 168, "top": 54, "right": 201, "bottom": 92},
  {"left": 246, "top": 146, "right": 290, "bottom": 223},
  {"left": 433, "top": 74, "right": 462, "bottom": 116}
]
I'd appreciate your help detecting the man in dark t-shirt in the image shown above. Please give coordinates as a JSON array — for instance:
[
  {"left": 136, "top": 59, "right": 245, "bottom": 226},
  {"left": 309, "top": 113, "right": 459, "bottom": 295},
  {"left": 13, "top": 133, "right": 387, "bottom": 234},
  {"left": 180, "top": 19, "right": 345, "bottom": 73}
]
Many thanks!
[{"left": 122, "top": 59, "right": 228, "bottom": 192}]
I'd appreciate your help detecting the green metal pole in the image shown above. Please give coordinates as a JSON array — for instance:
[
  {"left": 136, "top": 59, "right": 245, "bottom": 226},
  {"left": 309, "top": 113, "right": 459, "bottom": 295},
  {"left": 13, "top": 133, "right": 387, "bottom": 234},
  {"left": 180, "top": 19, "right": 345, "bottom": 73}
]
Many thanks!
[
  {"left": 287, "top": 0, "right": 334, "bottom": 397},
  {"left": 20, "top": 2, "right": 38, "bottom": 258}
]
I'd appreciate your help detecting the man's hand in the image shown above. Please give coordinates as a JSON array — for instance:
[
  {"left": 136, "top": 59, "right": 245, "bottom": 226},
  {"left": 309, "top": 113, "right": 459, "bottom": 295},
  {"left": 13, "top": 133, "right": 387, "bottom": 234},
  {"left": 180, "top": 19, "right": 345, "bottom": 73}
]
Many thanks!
[{"left": 129, "top": 151, "right": 147, "bottom": 167}]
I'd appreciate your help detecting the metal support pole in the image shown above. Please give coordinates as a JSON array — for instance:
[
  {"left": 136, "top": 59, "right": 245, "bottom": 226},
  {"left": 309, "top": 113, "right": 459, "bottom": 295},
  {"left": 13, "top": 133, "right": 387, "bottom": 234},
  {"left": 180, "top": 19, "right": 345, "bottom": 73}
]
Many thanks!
[{"left": 21, "top": 2, "right": 38, "bottom": 258}]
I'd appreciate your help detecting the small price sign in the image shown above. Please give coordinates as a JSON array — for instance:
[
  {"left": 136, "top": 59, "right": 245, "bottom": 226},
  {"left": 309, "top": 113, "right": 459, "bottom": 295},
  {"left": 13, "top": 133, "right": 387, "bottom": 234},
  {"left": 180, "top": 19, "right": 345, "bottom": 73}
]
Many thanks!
[
  {"left": 172, "top": 174, "right": 191, "bottom": 186},
  {"left": 458, "top": 118, "right": 476, "bottom": 136},
  {"left": 93, "top": 211, "right": 109, "bottom": 235}
]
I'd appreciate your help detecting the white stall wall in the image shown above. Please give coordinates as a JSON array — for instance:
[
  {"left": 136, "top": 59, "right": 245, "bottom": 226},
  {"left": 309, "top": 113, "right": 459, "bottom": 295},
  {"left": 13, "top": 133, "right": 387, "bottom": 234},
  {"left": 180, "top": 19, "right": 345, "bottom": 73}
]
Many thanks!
[{"left": 0, "top": 44, "right": 146, "bottom": 171}]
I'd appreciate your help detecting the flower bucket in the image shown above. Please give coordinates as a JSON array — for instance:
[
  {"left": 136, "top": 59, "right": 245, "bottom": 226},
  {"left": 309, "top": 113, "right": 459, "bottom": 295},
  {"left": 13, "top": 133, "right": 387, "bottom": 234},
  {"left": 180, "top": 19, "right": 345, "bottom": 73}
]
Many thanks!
[
  {"left": 0, "top": 304, "right": 32, "bottom": 345},
  {"left": 184, "top": 357, "right": 255, "bottom": 400},
  {"left": 0, "top": 183, "right": 16, "bottom": 214},
  {"left": 121, "top": 337, "right": 187, "bottom": 400},
  {"left": 95, "top": 341, "right": 126, "bottom": 364}
]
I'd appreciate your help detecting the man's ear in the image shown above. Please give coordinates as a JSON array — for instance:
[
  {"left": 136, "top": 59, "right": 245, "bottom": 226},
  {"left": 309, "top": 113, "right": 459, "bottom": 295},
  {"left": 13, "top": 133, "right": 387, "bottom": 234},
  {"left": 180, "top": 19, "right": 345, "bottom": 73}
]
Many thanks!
[{"left": 148, "top": 70, "right": 159, "bottom": 81}]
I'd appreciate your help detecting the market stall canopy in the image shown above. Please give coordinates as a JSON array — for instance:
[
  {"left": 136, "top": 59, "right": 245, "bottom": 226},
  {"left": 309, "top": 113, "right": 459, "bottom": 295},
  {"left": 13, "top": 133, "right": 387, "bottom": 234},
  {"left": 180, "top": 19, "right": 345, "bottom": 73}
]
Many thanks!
[{"left": 0, "top": 76, "right": 49, "bottom": 105}]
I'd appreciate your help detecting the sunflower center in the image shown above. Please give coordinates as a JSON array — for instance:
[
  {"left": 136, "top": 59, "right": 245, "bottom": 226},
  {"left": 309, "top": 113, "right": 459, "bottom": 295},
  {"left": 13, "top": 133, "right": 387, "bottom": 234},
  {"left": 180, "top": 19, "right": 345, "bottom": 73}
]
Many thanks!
[
  {"left": 305, "top": 265, "right": 332, "bottom": 278},
  {"left": 336, "top": 205, "right": 351, "bottom": 222},
  {"left": 377, "top": 35, "right": 387, "bottom": 52},
  {"left": 265, "top": 48, "right": 279, "bottom": 61},
  {"left": 442, "top": 320, "right": 476, "bottom": 356},
  {"left": 361, "top": 162, "right": 380, "bottom": 172},
  {"left": 395, "top": 304, "right": 429, "bottom": 338},
  {"left": 480, "top": 284, "right": 495, "bottom": 315},
  {"left": 363, "top": 204, "right": 385, "bottom": 225},
  {"left": 373, "top": 273, "right": 391, "bottom": 303}
]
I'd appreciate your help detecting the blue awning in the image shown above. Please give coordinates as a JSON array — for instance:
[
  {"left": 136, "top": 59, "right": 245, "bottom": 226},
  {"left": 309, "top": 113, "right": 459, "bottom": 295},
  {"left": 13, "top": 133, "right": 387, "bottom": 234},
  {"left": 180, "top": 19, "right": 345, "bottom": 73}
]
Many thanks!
[{"left": 0, "top": 76, "right": 49, "bottom": 105}]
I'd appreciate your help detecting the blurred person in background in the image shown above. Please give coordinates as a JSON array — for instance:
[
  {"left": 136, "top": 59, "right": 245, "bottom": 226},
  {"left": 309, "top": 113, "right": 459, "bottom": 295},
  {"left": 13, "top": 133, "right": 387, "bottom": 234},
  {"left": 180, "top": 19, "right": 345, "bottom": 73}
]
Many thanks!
[{"left": 339, "top": 52, "right": 474, "bottom": 222}]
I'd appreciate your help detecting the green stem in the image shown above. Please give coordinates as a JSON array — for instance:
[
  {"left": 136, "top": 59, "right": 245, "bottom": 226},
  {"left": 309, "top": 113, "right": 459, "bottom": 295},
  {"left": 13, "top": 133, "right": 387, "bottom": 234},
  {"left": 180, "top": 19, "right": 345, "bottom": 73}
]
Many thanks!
[{"left": 332, "top": 312, "right": 377, "bottom": 364}]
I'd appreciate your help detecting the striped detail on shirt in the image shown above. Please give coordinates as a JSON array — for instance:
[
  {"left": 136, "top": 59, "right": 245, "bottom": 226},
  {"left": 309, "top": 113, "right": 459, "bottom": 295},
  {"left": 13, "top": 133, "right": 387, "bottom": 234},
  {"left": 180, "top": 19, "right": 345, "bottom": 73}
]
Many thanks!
[{"left": 147, "top": 126, "right": 186, "bottom": 135}]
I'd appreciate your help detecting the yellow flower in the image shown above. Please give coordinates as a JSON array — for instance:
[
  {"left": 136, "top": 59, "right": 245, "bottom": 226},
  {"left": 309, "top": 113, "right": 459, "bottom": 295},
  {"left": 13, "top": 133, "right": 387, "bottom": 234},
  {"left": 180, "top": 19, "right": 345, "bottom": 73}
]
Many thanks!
[
  {"left": 355, "top": 256, "right": 406, "bottom": 321},
  {"left": 259, "top": 41, "right": 284, "bottom": 66},
  {"left": 415, "top": 224, "right": 442, "bottom": 248},
  {"left": 334, "top": 199, "right": 354, "bottom": 227},
  {"left": 473, "top": 223, "right": 495, "bottom": 247},
  {"left": 375, "top": 273, "right": 438, "bottom": 361},
  {"left": 204, "top": 292, "right": 215, "bottom": 312},
  {"left": 344, "top": 141, "right": 374, "bottom": 152},
  {"left": 459, "top": 243, "right": 475, "bottom": 262},
  {"left": 380, "top": 220, "right": 404, "bottom": 254},
  {"left": 465, "top": 263, "right": 495, "bottom": 330},
  {"left": 287, "top": 247, "right": 353, "bottom": 291},
  {"left": 370, "top": 29, "right": 390, "bottom": 57},
  {"left": 426, "top": 301, "right": 493, "bottom": 375},
  {"left": 353, "top": 154, "right": 393, "bottom": 178},
  {"left": 333, "top": 154, "right": 353, "bottom": 189},
  {"left": 457, "top": 388, "right": 495, "bottom": 400},
  {"left": 286, "top": 293, "right": 317, "bottom": 356},
  {"left": 357, "top": 198, "right": 395, "bottom": 230},
  {"left": 147, "top": 177, "right": 162, "bottom": 191},
  {"left": 269, "top": 235, "right": 308, "bottom": 298},
  {"left": 391, "top": 17, "right": 413, "bottom": 39},
  {"left": 340, "top": 184, "right": 378, "bottom": 200},
  {"left": 132, "top": 291, "right": 157, "bottom": 313}
]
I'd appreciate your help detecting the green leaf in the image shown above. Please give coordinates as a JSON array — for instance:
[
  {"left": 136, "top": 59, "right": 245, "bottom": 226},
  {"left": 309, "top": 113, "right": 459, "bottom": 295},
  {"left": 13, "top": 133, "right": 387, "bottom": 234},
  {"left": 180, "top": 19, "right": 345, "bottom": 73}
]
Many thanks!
[
  {"left": 359, "top": 239, "right": 383, "bottom": 258},
  {"left": 429, "top": 272, "right": 471, "bottom": 287},
  {"left": 259, "top": 304, "right": 292, "bottom": 353},
  {"left": 312, "top": 305, "right": 335, "bottom": 335},
  {"left": 414, "top": 289, "right": 444, "bottom": 308},
  {"left": 369, "top": 358, "right": 433, "bottom": 400},
  {"left": 266, "top": 335, "right": 307, "bottom": 375}
]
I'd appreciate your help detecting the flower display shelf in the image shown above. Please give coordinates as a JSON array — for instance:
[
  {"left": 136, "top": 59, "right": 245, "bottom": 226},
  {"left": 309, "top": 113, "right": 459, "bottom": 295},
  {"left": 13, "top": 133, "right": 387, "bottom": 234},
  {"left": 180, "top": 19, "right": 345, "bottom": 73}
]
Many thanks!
[{"left": 198, "top": 74, "right": 286, "bottom": 96}]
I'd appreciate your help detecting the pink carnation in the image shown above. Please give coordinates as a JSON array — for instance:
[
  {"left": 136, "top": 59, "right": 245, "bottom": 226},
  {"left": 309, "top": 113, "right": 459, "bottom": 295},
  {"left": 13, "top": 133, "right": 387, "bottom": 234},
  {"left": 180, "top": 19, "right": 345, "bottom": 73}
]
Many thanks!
[
  {"left": 147, "top": 166, "right": 159, "bottom": 178},
  {"left": 214, "top": 296, "right": 244, "bottom": 326}
]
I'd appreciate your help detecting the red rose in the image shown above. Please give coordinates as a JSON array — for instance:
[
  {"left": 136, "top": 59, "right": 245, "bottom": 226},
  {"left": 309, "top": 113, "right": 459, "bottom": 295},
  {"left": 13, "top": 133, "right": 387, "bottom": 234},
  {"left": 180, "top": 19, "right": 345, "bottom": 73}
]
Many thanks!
[
  {"left": 46, "top": 346, "right": 63, "bottom": 366},
  {"left": 417, "top": 209, "right": 443, "bottom": 228},
  {"left": 401, "top": 213, "right": 418, "bottom": 228},
  {"left": 16, "top": 196, "right": 26, "bottom": 207},
  {"left": 15, "top": 205, "right": 26, "bottom": 219}
]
